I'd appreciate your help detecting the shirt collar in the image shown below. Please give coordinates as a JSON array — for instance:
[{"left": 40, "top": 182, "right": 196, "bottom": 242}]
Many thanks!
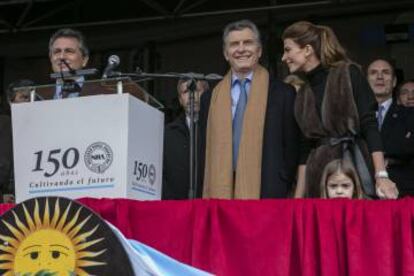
[
  {"left": 380, "top": 98, "right": 393, "bottom": 111},
  {"left": 231, "top": 71, "right": 253, "bottom": 87}
]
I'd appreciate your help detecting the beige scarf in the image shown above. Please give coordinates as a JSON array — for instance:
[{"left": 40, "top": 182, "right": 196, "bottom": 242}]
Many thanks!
[{"left": 203, "top": 65, "right": 269, "bottom": 199}]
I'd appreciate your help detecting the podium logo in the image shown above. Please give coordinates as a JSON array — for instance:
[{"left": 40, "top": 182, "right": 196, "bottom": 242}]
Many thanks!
[
  {"left": 84, "top": 142, "right": 113, "bottom": 173},
  {"left": 133, "top": 161, "right": 156, "bottom": 185},
  {"left": 149, "top": 164, "right": 156, "bottom": 185}
]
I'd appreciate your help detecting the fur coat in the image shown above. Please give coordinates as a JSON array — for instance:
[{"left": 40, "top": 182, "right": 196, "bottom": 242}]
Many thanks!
[{"left": 295, "top": 62, "right": 374, "bottom": 197}]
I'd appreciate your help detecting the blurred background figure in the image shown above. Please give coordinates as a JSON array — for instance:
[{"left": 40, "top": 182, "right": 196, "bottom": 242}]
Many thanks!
[
  {"left": 162, "top": 79, "right": 208, "bottom": 199},
  {"left": 7, "top": 79, "right": 35, "bottom": 105},
  {"left": 366, "top": 59, "right": 396, "bottom": 131},
  {"left": 366, "top": 59, "right": 396, "bottom": 113},
  {"left": 1, "top": 79, "right": 35, "bottom": 203},
  {"left": 177, "top": 79, "right": 209, "bottom": 117},
  {"left": 397, "top": 80, "right": 414, "bottom": 107},
  {"left": 366, "top": 60, "right": 414, "bottom": 196},
  {"left": 0, "top": 113, "right": 12, "bottom": 203}
]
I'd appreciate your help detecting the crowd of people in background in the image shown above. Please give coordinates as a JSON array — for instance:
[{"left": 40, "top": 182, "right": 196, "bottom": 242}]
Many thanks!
[{"left": 1, "top": 19, "right": 413, "bottom": 202}]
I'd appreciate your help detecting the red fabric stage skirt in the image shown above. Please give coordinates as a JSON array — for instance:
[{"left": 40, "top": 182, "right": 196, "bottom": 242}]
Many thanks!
[{"left": 1, "top": 198, "right": 413, "bottom": 276}]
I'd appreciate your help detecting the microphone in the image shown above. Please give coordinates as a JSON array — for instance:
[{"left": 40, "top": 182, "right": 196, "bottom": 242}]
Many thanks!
[
  {"left": 180, "top": 72, "right": 223, "bottom": 81},
  {"left": 60, "top": 59, "right": 76, "bottom": 75},
  {"left": 205, "top": 73, "right": 223, "bottom": 80},
  {"left": 102, "top": 55, "right": 120, "bottom": 79}
]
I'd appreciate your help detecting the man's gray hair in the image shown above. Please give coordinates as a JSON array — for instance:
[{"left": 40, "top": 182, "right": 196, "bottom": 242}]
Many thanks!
[
  {"left": 48, "top": 28, "right": 89, "bottom": 57},
  {"left": 222, "top": 19, "right": 262, "bottom": 48}
]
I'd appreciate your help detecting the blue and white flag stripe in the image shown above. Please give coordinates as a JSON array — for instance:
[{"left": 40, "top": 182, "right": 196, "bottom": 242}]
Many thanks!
[{"left": 108, "top": 222, "right": 213, "bottom": 276}]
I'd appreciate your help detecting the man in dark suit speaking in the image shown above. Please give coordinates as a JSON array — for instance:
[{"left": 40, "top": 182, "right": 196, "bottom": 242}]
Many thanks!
[
  {"left": 48, "top": 28, "right": 89, "bottom": 99},
  {"left": 199, "top": 19, "right": 300, "bottom": 199},
  {"left": 47, "top": 28, "right": 115, "bottom": 99}
]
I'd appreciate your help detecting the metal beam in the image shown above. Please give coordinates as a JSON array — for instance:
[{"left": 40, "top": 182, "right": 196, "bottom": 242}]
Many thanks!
[
  {"left": 173, "top": 0, "right": 189, "bottom": 14},
  {"left": 16, "top": 0, "right": 33, "bottom": 27},
  {"left": 178, "top": 0, "right": 412, "bottom": 19},
  {"left": 0, "top": 19, "right": 13, "bottom": 29},
  {"left": 0, "top": 0, "right": 59, "bottom": 6},
  {"left": 21, "top": 1, "right": 75, "bottom": 28},
  {"left": 139, "top": 0, "right": 170, "bottom": 16},
  {"left": 180, "top": 0, "right": 209, "bottom": 14},
  {"left": 0, "top": 1, "right": 329, "bottom": 33},
  {"left": 0, "top": 0, "right": 413, "bottom": 33}
]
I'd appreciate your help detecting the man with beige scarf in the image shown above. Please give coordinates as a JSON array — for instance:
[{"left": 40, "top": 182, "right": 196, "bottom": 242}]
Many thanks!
[{"left": 199, "top": 20, "right": 300, "bottom": 199}]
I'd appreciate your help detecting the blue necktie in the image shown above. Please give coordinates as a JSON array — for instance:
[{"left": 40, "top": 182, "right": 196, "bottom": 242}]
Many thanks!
[
  {"left": 377, "top": 105, "right": 385, "bottom": 129},
  {"left": 233, "top": 79, "right": 248, "bottom": 169}
]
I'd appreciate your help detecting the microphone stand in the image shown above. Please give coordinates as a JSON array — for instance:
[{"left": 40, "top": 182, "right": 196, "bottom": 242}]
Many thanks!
[
  {"left": 58, "top": 60, "right": 80, "bottom": 97},
  {"left": 130, "top": 69, "right": 222, "bottom": 199},
  {"left": 187, "top": 79, "right": 198, "bottom": 199},
  {"left": 50, "top": 62, "right": 98, "bottom": 98}
]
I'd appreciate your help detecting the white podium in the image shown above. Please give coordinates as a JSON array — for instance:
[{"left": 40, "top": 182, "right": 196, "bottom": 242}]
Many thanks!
[{"left": 12, "top": 81, "right": 164, "bottom": 203}]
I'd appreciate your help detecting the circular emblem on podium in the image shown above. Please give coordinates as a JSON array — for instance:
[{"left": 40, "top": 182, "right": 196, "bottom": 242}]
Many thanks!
[
  {"left": 148, "top": 164, "right": 156, "bottom": 185},
  {"left": 84, "top": 142, "right": 113, "bottom": 173}
]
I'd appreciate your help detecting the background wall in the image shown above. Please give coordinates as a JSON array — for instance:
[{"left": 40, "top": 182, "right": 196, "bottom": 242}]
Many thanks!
[{"left": 1, "top": 6, "right": 413, "bottom": 121}]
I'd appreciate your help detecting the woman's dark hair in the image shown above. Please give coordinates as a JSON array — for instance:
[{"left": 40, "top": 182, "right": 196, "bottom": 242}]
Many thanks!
[{"left": 282, "top": 21, "right": 349, "bottom": 67}]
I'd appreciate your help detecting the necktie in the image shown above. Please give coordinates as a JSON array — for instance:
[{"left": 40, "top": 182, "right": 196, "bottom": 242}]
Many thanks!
[
  {"left": 233, "top": 79, "right": 248, "bottom": 170},
  {"left": 377, "top": 105, "right": 385, "bottom": 129}
]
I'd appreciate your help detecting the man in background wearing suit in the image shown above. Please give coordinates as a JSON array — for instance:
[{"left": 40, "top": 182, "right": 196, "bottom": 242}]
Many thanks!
[
  {"left": 0, "top": 80, "right": 34, "bottom": 203},
  {"left": 397, "top": 80, "right": 414, "bottom": 107},
  {"left": 367, "top": 59, "right": 414, "bottom": 195},
  {"left": 0, "top": 114, "right": 12, "bottom": 202},
  {"left": 367, "top": 59, "right": 396, "bottom": 128},
  {"left": 199, "top": 19, "right": 300, "bottom": 199},
  {"left": 162, "top": 79, "right": 208, "bottom": 199}
]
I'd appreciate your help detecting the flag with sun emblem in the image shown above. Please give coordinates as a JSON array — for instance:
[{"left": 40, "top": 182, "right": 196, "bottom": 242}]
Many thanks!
[{"left": 0, "top": 196, "right": 135, "bottom": 276}]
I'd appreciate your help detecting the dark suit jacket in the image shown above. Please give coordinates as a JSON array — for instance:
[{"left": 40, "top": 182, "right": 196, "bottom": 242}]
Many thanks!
[
  {"left": 0, "top": 115, "right": 13, "bottom": 195},
  {"left": 162, "top": 114, "right": 191, "bottom": 199},
  {"left": 198, "top": 78, "right": 300, "bottom": 198},
  {"left": 381, "top": 102, "right": 414, "bottom": 194}
]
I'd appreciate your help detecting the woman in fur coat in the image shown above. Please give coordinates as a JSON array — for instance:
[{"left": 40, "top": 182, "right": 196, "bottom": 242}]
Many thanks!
[{"left": 281, "top": 21, "right": 398, "bottom": 199}]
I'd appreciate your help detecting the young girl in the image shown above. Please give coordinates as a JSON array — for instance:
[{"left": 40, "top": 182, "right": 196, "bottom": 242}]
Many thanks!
[{"left": 320, "top": 159, "right": 363, "bottom": 199}]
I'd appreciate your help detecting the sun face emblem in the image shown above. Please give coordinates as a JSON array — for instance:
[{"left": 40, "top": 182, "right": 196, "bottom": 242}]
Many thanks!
[{"left": 0, "top": 198, "right": 106, "bottom": 275}]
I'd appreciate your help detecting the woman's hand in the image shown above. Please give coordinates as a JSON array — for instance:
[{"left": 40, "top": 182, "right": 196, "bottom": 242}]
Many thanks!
[{"left": 294, "top": 165, "right": 306, "bottom": 198}]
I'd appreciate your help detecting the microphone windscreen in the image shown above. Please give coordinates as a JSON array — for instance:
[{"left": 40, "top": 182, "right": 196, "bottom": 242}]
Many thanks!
[{"left": 108, "top": 55, "right": 120, "bottom": 66}]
